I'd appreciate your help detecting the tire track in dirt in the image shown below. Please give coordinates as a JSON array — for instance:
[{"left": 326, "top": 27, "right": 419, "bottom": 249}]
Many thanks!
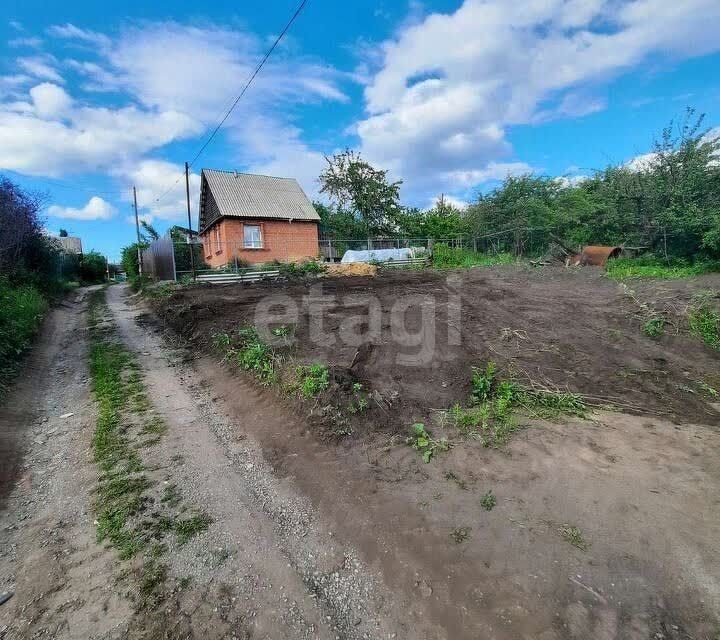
[
  {"left": 105, "top": 284, "right": 430, "bottom": 640},
  {"left": 0, "top": 287, "right": 134, "bottom": 640}
]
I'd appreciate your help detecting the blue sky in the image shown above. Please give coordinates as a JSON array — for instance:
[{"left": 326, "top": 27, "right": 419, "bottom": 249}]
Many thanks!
[{"left": 2, "top": 0, "right": 719, "bottom": 261}]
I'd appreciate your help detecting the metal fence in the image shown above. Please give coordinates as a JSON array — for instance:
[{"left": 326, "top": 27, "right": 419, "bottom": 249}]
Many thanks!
[
  {"left": 141, "top": 235, "right": 176, "bottom": 281},
  {"left": 140, "top": 228, "right": 557, "bottom": 281},
  {"left": 318, "top": 228, "right": 556, "bottom": 261}
]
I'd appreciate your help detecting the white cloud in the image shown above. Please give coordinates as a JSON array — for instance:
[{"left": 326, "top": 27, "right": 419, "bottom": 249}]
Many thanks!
[
  {"left": 115, "top": 159, "right": 200, "bottom": 222},
  {"left": 48, "top": 196, "right": 117, "bottom": 220},
  {"left": 9, "top": 37, "right": 42, "bottom": 48},
  {"left": 624, "top": 151, "right": 659, "bottom": 171},
  {"left": 0, "top": 98, "right": 200, "bottom": 176},
  {"left": 2, "top": 20, "right": 345, "bottom": 205},
  {"left": 426, "top": 194, "right": 469, "bottom": 210},
  {"left": 554, "top": 174, "right": 589, "bottom": 188},
  {"left": 231, "top": 114, "right": 327, "bottom": 199},
  {"left": 357, "top": 0, "right": 720, "bottom": 200},
  {"left": 17, "top": 56, "right": 63, "bottom": 83},
  {"left": 29, "top": 83, "right": 72, "bottom": 118},
  {"left": 47, "top": 23, "right": 110, "bottom": 48},
  {"left": 83, "top": 23, "right": 348, "bottom": 122}
]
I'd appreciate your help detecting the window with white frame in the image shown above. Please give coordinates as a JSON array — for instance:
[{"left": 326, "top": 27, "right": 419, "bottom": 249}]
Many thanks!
[{"left": 243, "top": 224, "right": 262, "bottom": 249}]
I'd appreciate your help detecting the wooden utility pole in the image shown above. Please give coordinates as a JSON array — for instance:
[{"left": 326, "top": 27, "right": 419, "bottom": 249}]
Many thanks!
[
  {"left": 133, "top": 186, "right": 143, "bottom": 276},
  {"left": 185, "top": 161, "right": 196, "bottom": 280}
]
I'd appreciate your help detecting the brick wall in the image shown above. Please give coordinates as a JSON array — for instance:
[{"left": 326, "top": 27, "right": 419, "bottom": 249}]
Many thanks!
[{"left": 201, "top": 218, "right": 319, "bottom": 267}]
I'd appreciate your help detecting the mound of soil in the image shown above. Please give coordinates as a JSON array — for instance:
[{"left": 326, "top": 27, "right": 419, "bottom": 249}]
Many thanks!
[
  {"left": 151, "top": 265, "right": 720, "bottom": 427},
  {"left": 324, "top": 262, "right": 378, "bottom": 277}
]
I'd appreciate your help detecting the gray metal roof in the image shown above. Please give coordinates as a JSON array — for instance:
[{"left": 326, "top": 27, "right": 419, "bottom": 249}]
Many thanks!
[{"left": 201, "top": 169, "right": 320, "bottom": 225}]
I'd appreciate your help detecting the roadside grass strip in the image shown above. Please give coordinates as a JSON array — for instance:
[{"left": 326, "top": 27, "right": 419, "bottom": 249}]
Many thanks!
[{"left": 87, "top": 290, "right": 211, "bottom": 607}]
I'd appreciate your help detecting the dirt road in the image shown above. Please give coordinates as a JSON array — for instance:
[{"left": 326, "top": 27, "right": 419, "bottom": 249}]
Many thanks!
[
  {"left": 0, "top": 286, "right": 423, "bottom": 639},
  {"left": 1, "top": 278, "right": 719, "bottom": 639}
]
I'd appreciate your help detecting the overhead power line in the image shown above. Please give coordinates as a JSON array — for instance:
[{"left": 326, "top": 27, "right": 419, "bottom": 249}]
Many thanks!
[{"left": 150, "top": 0, "right": 309, "bottom": 209}]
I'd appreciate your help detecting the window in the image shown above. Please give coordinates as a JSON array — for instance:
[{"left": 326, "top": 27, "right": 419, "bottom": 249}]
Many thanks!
[
  {"left": 243, "top": 224, "right": 262, "bottom": 249},
  {"left": 214, "top": 226, "right": 222, "bottom": 253}
]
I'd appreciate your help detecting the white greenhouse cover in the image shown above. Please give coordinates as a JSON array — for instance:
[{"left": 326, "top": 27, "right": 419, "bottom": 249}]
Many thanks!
[{"left": 341, "top": 248, "right": 420, "bottom": 263}]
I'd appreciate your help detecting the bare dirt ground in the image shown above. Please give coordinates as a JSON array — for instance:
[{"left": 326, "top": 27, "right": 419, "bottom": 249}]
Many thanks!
[
  {"left": 149, "top": 265, "right": 720, "bottom": 639},
  {"left": 1, "top": 266, "right": 719, "bottom": 640},
  {"left": 0, "top": 285, "right": 424, "bottom": 639}
]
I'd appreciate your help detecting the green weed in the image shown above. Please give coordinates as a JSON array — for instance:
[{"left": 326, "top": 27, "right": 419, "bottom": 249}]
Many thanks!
[
  {"left": 480, "top": 490, "right": 497, "bottom": 511},
  {"left": 561, "top": 525, "right": 589, "bottom": 551},
  {"left": 471, "top": 362, "right": 496, "bottom": 403},
  {"left": 688, "top": 292, "right": 720, "bottom": 350},
  {"left": 450, "top": 527, "right": 471, "bottom": 543},
  {"left": 347, "top": 382, "right": 369, "bottom": 413},
  {"left": 271, "top": 325, "right": 292, "bottom": 338},
  {"left": 234, "top": 327, "right": 278, "bottom": 385},
  {"left": 211, "top": 331, "right": 231, "bottom": 351},
  {"left": 643, "top": 316, "right": 665, "bottom": 337},
  {"left": 296, "top": 363, "right": 330, "bottom": 398},
  {"left": 407, "top": 423, "right": 451, "bottom": 463},
  {"left": 174, "top": 513, "right": 212, "bottom": 544},
  {"left": 446, "top": 364, "right": 586, "bottom": 447},
  {"left": 697, "top": 381, "right": 718, "bottom": 397}
]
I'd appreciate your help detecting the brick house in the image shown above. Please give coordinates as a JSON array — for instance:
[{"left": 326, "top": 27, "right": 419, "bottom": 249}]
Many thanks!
[{"left": 198, "top": 169, "right": 321, "bottom": 267}]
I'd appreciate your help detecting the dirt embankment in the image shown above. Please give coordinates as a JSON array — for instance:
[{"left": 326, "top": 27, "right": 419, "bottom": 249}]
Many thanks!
[
  {"left": 143, "top": 265, "right": 720, "bottom": 639},
  {"left": 151, "top": 265, "right": 720, "bottom": 428}
]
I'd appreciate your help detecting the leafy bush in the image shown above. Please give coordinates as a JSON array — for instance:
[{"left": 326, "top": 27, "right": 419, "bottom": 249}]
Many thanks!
[
  {"left": 80, "top": 251, "right": 108, "bottom": 284},
  {"left": 278, "top": 260, "right": 326, "bottom": 278}
]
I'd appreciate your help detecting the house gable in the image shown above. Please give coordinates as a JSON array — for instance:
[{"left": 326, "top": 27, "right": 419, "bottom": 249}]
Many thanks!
[{"left": 198, "top": 168, "right": 320, "bottom": 235}]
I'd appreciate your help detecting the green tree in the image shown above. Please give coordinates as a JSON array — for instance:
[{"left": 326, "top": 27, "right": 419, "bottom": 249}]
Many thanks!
[
  {"left": 80, "top": 251, "right": 107, "bottom": 283},
  {"left": 319, "top": 149, "right": 402, "bottom": 236}
]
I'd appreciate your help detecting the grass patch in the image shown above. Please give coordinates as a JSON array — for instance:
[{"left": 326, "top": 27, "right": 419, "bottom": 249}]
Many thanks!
[
  {"left": 87, "top": 289, "right": 212, "bottom": 608},
  {"left": 688, "top": 292, "right": 720, "bottom": 350},
  {"left": 0, "top": 277, "right": 48, "bottom": 397},
  {"left": 606, "top": 257, "right": 720, "bottom": 280},
  {"left": 407, "top": 422, "right": 451, "bottom": 463},
  {"left": 561, "top": 525, "right": 589, "bottom": 551},
  {"left": 432, "top": 244, "right": 515, "bottom": 269},
  {"left": 442, "top": 362, "right": 586, "bottom": 448},
  {"left": 161, "top": 483, "right": 181, "bottom": 508},
  {"left": 174, "top": 513, "right": 212, "bottom": 544}
]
